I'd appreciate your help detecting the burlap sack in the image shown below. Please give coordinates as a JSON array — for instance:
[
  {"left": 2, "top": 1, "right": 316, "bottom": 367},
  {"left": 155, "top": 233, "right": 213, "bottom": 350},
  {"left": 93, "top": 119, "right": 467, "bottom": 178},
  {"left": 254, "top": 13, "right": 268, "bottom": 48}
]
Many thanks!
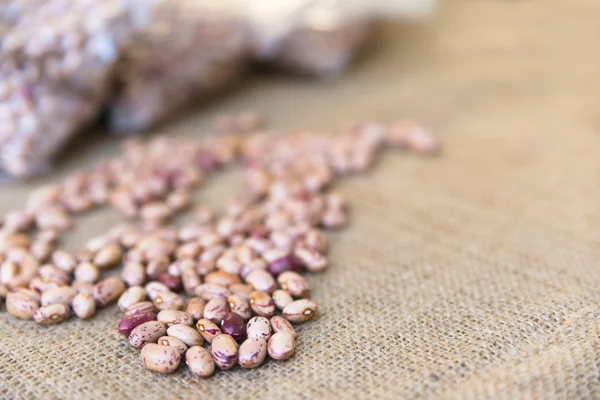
[{"left": 1, "top": 1, "right": 599, "bottom": 398}]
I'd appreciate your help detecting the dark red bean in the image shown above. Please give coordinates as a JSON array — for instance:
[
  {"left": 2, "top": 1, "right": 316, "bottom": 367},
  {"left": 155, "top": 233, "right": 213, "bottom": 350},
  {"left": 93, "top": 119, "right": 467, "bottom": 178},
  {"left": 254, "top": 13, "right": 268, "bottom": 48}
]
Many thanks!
[
  {"left": 269, "top": 255, "right": 302, "bottom": 277},
  {"left": 220, "top": 312, "right": 246, "bottom": 341},
  {"left": 158, "top": 273, "right": 183, "bottom": 292},
  {"left": 118, "top": 311, "right": 157, "bottom": 336}
]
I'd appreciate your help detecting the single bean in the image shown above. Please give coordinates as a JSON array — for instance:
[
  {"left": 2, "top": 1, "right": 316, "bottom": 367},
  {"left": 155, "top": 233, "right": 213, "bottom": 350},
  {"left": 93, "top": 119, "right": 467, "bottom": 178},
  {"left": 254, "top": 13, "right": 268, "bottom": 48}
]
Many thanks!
[
  {"left": 71, "top": 293, "right": 96, "bottom": 319},
  {"left": 294, "top": 246, "right": 327, "bottom": 272},
  {"left": 203, "top": 298, "right": 229, "bottom": 324},
  {"left": 33, "top": 303, "right": 71, "bottom": 325},
  {"left": 129, "top": 321, "right": 167, "bottom": 348},
  {"left": 246, "top": 316, "right": 272, "bottom": 341},
  {"left": 145, "top": 282, "right": 170, "bottom": 300},
  {"left": 141, "top": 343, "right": 181, "bottom": 374},
  {"left": 41, "top": 286, "right": 77, "bottom": 306},
  {"left": 118, "top": 312, "right": 158, "bottom": 336},
  {"left": 229, "top": 283, "right": 254, "bottom": 300},
  {"left": 146, "top": 258, "right": 169, "bottom": 280},
  {"left": 158, "top": 336, "right": 188, "bottom": 355},
  {"left": 72, "top": 280, "right": 94, "bottom": 295},
  {"left": 282, "top": 299, "right": 317, "bottom": 323},
  {"left": 240, "top": 259, "right": 268, "bottom": 280},
  {"left": 157, "top": 310, "right": 193, "bottom": 327},
  {"left": 196, "top": 319, "right": 221, "bottom": 343},
  {"left": 194, "top": 283, "right": 230, "bottom": 301},
  {"left": 6, "top": 292, "right": 39, "bottom": 319},
  {"left": 239, "top": 338, "right": 267, "bottom": 369},
  {"left": 186, "top": 346, "right": 215, "bottom": 378},
  {"left": 269, "top": 255, "right": 302, "bottom": 277},
  {"left": 270, "top": 316, "right": 297, "bottom": 337},
  {"left": 303, "top": 229, "right": 328, "bottom": 254},
  {"left": 51, "top": 250, "right": 77, "bottom": 273},
  {"left": 204, "top": 271, "right": 241, "bottom": 288},
  {"left": 185, "top": 297, "right": 206, "bottom": 321},
  {"left": 93, "top": 277, "right": 126, "bottom": 307},
  {"left": 277, "top": 271, "right": 310, "bottom": 298},
  {"left": 157, "top": 273, "right": 182, "bottom": 292},
  {"left": 74, "top": 262, "right": 100, "bottom": 283},
  {"left": 249, "top": 291, "right": 275, "bottom": 318},
  {"left": 125, "top": 301, "right": 156, "bottom": 317},
  {"left": 227, "top": 294, "right": 251, "bottom": 320},
  {"left": 245, "top": 269, "right": 276, "bottom": 293},
  {"left": 118, "top": 286, "right": 148, "bottom": 312},
  {"left": 12, "top": 287, "right": 41, "bottom": 302},
  {"left": 167, "top": 324, "right": 203, "bottom": 347},
  {"left": 210, "top": 334, "right": 238, "bottom": 370},
  {"left": 122, "top": 262, "right": 146, "bottom": 287},
  {"left": 38, "top": 265, "right": 70, "bottom": 285},
  {"left": 221, "top": 313, "right": 246, "bottom": 341},
  {"left": 153, "top": 291, "right": 184, "bottom": 311},
  {"left": 272, "top": 289, "right": 294, "bottom": 310},
  {"left": 267, "top": 332, "right": 296, "bottom": 360}
]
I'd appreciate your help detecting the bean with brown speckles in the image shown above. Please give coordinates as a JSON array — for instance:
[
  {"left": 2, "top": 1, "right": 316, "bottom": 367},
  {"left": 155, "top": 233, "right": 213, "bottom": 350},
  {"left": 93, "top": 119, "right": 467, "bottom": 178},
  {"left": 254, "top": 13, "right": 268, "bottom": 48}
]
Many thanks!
[
  {"left": 181, "top": 267, "right": 201, "bottom": 296},
  {"left": 41, "top": 286, "right": 77, "bottom": 306},
  {"left": 167, "top": 324, "right": 203, "bottom": 347},
  {"left": 125, "top": 301, "right": 156, "bottom": 317},
  {"left": 93, "top": 276, "right": 126, "bottom": 307},
  {"left": 245, "top": 269, "right": 276, "bottom": 293},
  {"left": 239, "top": 338, "right": 267, "bottom": 369},
  {"left": 153, "top": 291, "right": 184, "bottom": 311},
  {"left": 186, "top": 346, "right": 215, "bottom": 378},
  {"left": 229, "top": 283, "right": 253, "bottom": 300},
  {"left": 194, "top": 283, "right": 230, "bottom": 301},
  {"left": 6, "top": 292, "right": 39, "bottom": 319},
  {"left": 185, "top": 297, "right": 206, "bottom": 321},
  {"left": 157, "top": 310, "right": 193, "bottom": 327},
  {"left": 122, "top": 262, "right": 146, "bottom": 287},
  {"left": 129, "top": 321, "right": 167, "bottom": 348},
  {"left": 227, "top": 294, "right": 251, "bottom": 320},
  {"left": 267, "top": 332, "right": 296, "bottom": 360},
  {"left": 210, "top": 334, "right": 238, "bottom": 370},
  {"left": 158, "top": 336, "right": 188, "bottom": 355},
  {"left": 119, "top": 312, "right": 158, "bottom": 336},
  {"left": 205, "top": 271, "right": 240, "bottom": 287},
  {"left": 270, "top": 316, "right": 297, "bottom": 337},
  {"left": 118, "top": 286, "right": 148, "bottom": 312},
  {"left": 145, "top": 282, "right": 171, "bottom": 300},
  {"left": 196, "top": 319, "right": 221, "bottom": 343},
  {"left": 277, "top": 271, "right": 310, "bottom": 298},
  {"left": 93, "top": 243, "right": 123, "bottom": 269},
  {"left": 72, "top": 293, "right": 96, "bottom": 319},
  {"left": 283, "top": 299, "right": 318, "bottom": 323},
  {"left": 246, "top": 316, "right": 272, "bottom": 340},
  {"left": 141, "top": 343, "right": 181, "bottom": 374},
  {"left": 203, "top": 298, "right": 229, "bottom": 324},
  {"left": 249, "top": 291, "right": 275, "bottom": 317},
  {"left": 33, "top": 303, "right": 71, "bottom": 325},
  {"left": 272, "top": 289, "right": 294, "bottom": 310}
]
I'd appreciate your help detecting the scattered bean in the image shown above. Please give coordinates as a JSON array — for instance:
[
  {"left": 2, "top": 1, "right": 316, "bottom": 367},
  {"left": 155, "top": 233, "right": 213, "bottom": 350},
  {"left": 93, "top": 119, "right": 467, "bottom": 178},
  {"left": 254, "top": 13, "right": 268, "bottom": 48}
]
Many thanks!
[
  {"left": 210, "top": 334, "right": 238, "bottom": 370},
  {"left": 167, "top": 324, "right": 203, "bottom": 347},
  {"left": 186, "top": 346, "right": 215, "bottom": 378},
  {"left": 129, "top": 321, "right": 167, "bottom": 348},
  {"left": 283, "top": 299, "right": 318, "bottom": 323},
  {"left": 246, "top": 316, "right": 272, "bottom": 341},
  {"left": 141, "top": 343, "right": 181, "bottom": 374},
  {"left": 267, "top": 332, "right": 296, "bottom": 360}
]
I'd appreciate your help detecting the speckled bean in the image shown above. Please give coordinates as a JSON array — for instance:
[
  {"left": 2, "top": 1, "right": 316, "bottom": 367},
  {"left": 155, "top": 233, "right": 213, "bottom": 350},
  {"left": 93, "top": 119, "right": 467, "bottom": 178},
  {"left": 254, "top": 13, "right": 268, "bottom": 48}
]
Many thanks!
[
  {"left": 93, "top": 244, "right": 123, "bottom": 269},
  {"left": 272, "top": 289, "right": 294, "bottom": 310},
  {"left": 245, "top": 269, "right": 276, "bottom": 293},
  {"left": 71, "top": 293, "right": 96, "bottom": 319},
  {"left": 122, "top": 262, "right": 146, "bottom": 287},
  {"left": 145, "top": 282, "right": 170, "bottom": 300},
  {"left": 181, "top": 267, "right": 201, "bottom": 296},
  {"left": 246, "top": 316, "right": 272, "bottom": 340},
  {"left": 205, "top": 271, "right": 241, "bottom": 288},
  {"left": 185, "top": 297, "right": 206, "bottom": 321},
  {"left": 125, "top": 301, "right": 156, "bottom": 317},
  {"left": 186, "top": 346, "right": 215, "bottom": 378},
  {"left": 93, "top": 276, "right": 126, "bottom": 307},
  {"left": 157, "top": 310, "right": 193, "bottom": 327},
  {"left": 153, "top": 291, "right": 184, "bottom": 311},
  {"left": 267, "top": 332, "right": 296, "bottom": 360},
  {"left": 229, "top": 283, "right": 254, "bottom": 300},
  {"left": 210, "top": 334, "right": 238, "bottom": 370},
  {"left": 6, "top": 292, "right": 39, "bottom": 319},
  {"left": 74, "top": 262, "right": 100, "bottom": 283},
  {"left": 239, "top": 338, "right": 267, "bottom": 369},
  {"left": 167, "top": 324, "right": 204, "bottom": 347},
  {"left": 118, "top": 286, "right": 148, "bottom": 312},
  {"left": 282, "top": 299, "right": 317, "bottom": 323},
  {"left": 129, "top": 321, "right": 167, "bottom": 348},
  {"left": 196, "top": 319, "right": 221, "bottom": 343},
  {"left": 119, "top": 312, "right": 158, "bottom": 335},
  {"left": 270, "top": 316, "right": 297, "bottom": 337},
  {"left": 227, "top": 294, "right": 251, "bottom": 320},
  {"left": 194, "top": 283, "right": 230, "bottom": 301},
  {"left": 41, "top": 286, "right": 77, "bottom": 306},
  {"left": 203, "top": 298, "right": 229, "bottom": 324},
  {"left": 141, "top": 343, "right": 181, "bottom": 373},
  {"left": 277, "top": 271, "right": 310, "bottom": 298},
  {"left": 158, "top": 336, "right": 188, "bottom": 355},
  {"left": 33, "top": 303, "right": 71, "bottom": 325},
  {"left": 52, "top": 250, "right": 76, "bottom": 273},
  {"left": 12, "top": 287, "right": 41, "bottom": 302},
  {"left": 249, "top": 291, "right": 275, "bottom": 318}
]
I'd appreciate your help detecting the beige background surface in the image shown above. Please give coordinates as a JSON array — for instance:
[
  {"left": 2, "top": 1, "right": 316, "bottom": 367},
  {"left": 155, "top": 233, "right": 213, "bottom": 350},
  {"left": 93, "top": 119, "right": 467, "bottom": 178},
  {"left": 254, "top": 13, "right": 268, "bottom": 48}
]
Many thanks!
[{"left": 1, "top": 0, "right": 600, "bottom": 398}]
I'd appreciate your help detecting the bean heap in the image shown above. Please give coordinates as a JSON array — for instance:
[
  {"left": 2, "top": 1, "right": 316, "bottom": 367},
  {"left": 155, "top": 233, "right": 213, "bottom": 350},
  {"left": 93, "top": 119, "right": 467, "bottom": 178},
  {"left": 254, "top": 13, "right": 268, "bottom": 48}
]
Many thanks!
[{"left": 0, "top": 117, "right": 437, "bottom": 376}]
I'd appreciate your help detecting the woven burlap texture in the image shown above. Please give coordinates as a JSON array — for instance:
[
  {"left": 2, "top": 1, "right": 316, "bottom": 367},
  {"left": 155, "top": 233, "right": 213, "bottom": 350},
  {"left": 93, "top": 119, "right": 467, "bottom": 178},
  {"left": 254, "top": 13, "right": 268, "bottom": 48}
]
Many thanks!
[{"left": 1, "top": 0, "right": 599, "bottom": 398}]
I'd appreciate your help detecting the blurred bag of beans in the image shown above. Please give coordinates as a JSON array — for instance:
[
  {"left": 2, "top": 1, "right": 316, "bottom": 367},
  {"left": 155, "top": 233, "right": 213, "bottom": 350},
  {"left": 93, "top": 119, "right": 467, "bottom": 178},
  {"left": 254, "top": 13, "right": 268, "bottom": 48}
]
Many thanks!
[{"left": 0, "top": 0, "right": 436, "bottom": 178}]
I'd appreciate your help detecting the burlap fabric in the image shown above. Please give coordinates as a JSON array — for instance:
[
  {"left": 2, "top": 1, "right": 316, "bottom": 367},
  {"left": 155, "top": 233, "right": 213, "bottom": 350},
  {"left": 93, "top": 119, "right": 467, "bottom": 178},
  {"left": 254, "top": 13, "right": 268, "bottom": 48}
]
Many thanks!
[{"left": 1, "top": 0, "right": 599, "bottom": 398}]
